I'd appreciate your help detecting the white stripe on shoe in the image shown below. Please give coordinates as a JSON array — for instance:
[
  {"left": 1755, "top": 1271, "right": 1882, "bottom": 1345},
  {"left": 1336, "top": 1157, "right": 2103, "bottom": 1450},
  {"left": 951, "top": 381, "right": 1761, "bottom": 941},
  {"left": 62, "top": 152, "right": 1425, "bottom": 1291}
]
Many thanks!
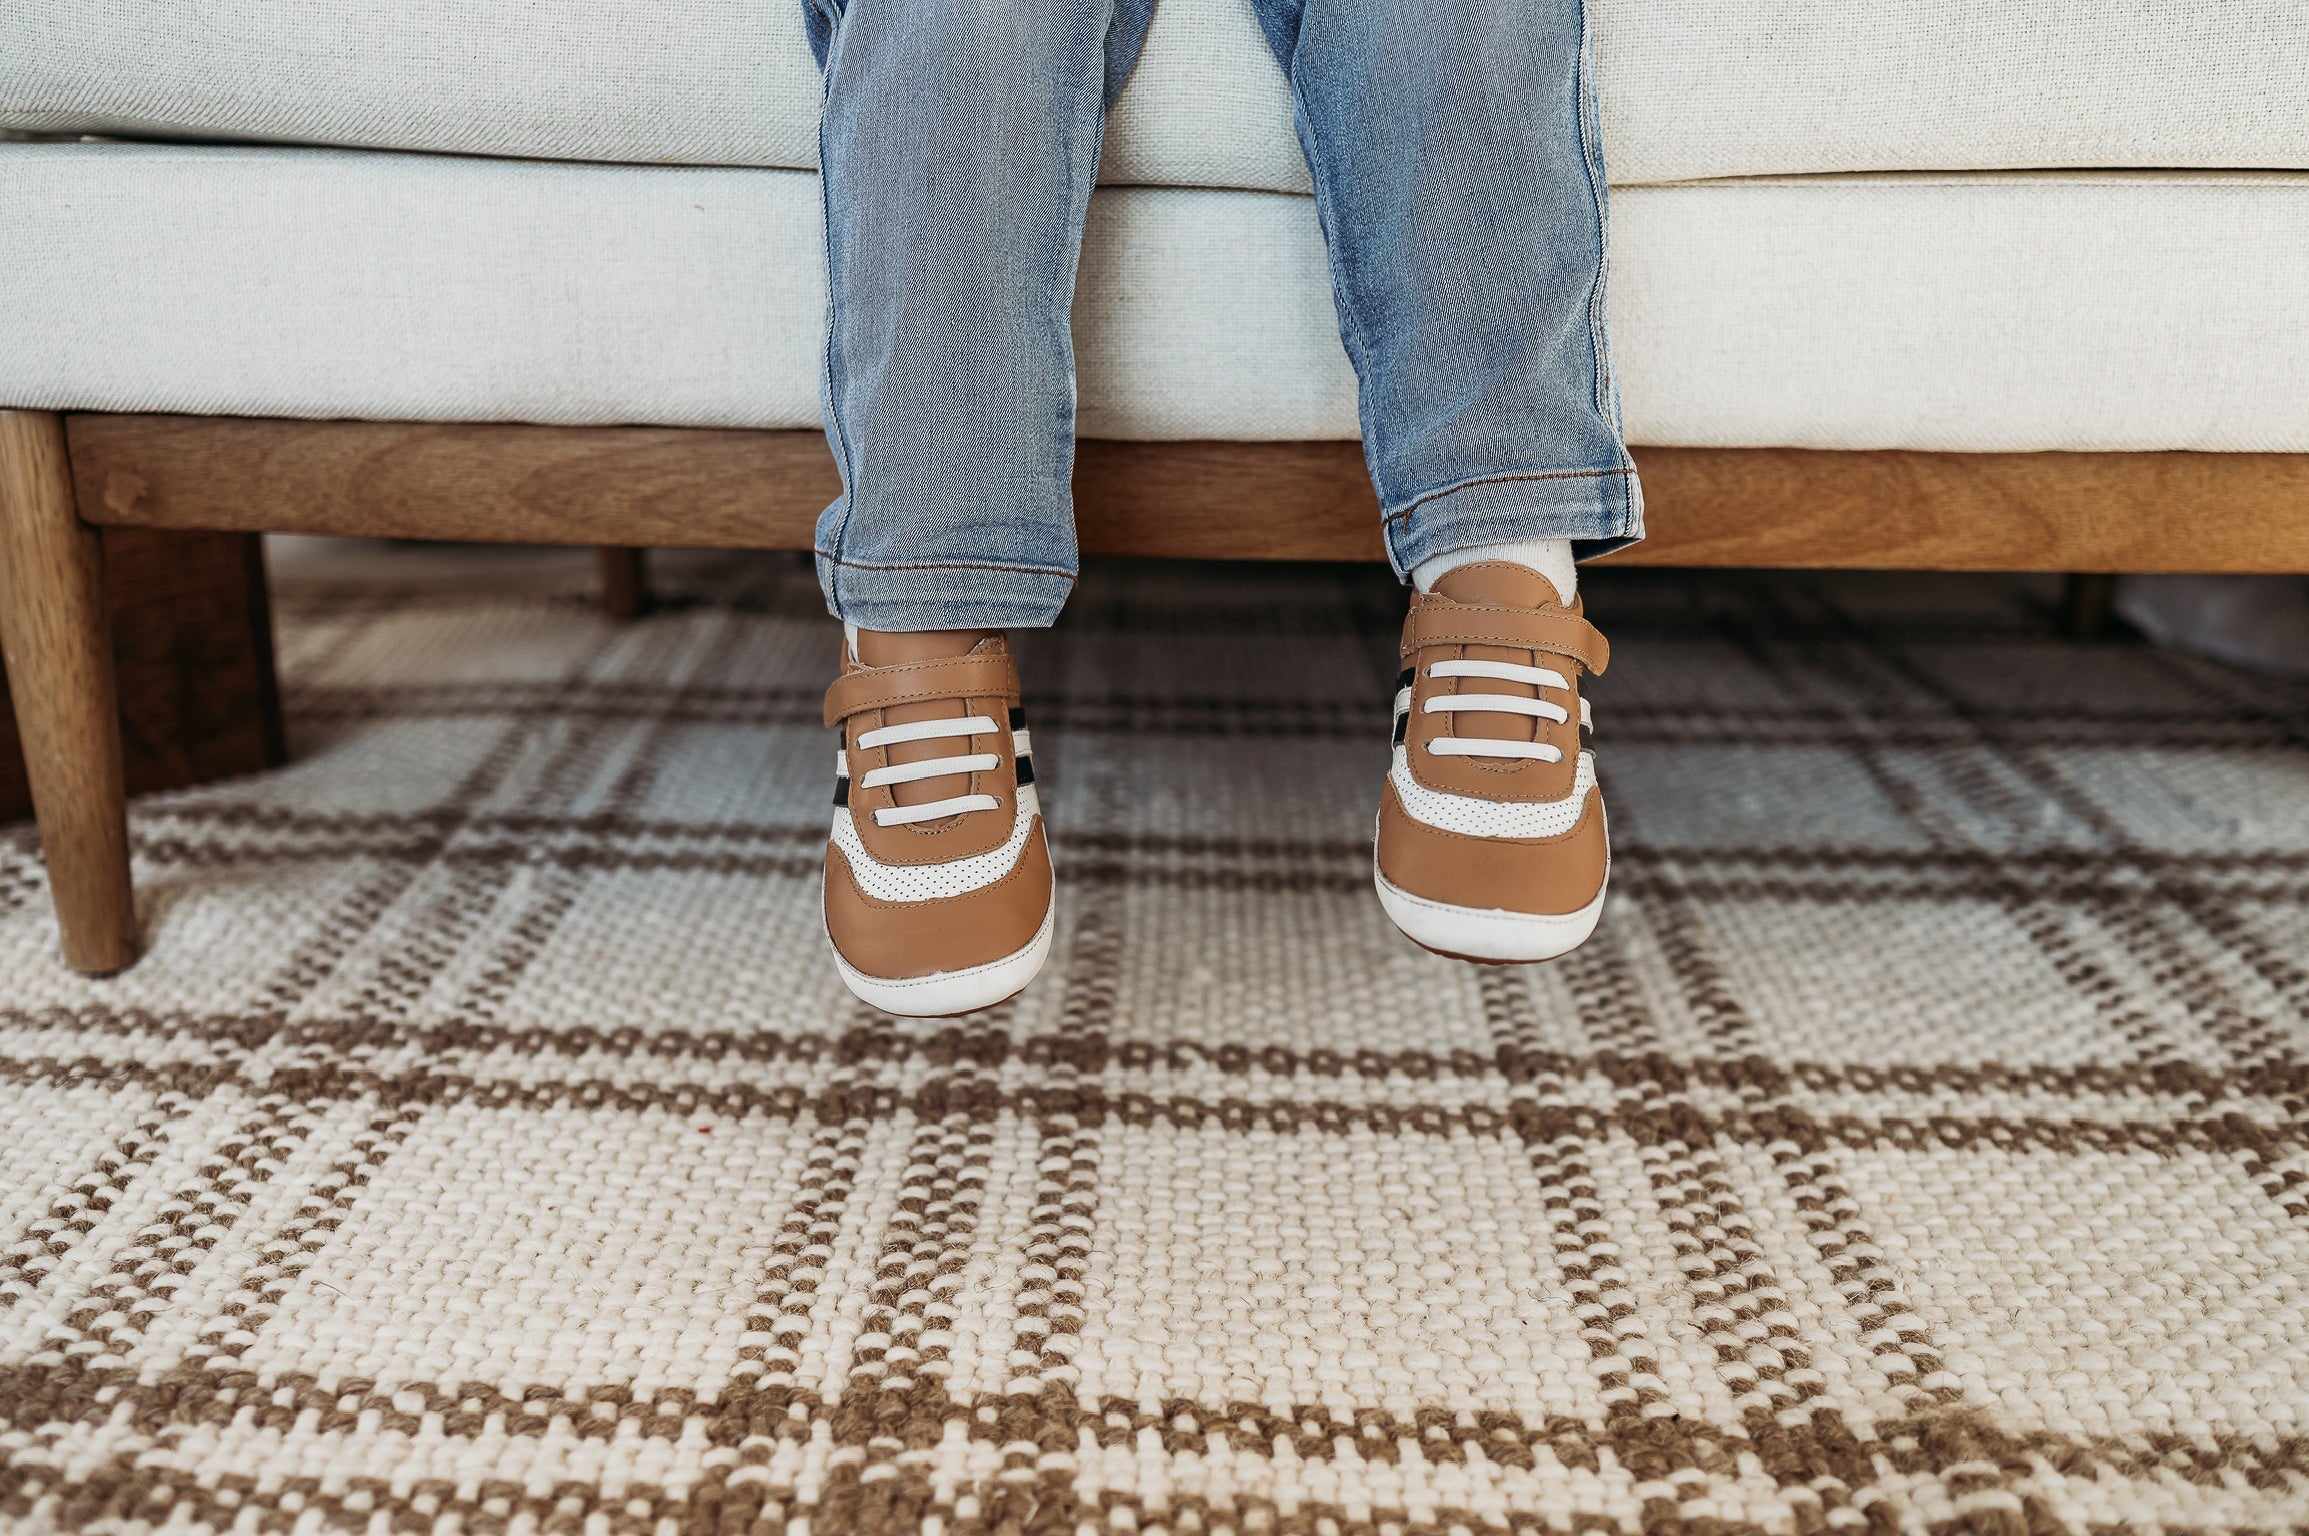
[
  {"left": 830, "top": 786, "right": 1044, "bottom": 903},
  {"left": 1388, "top": 748, "right": 1596, "bottom": 840}
]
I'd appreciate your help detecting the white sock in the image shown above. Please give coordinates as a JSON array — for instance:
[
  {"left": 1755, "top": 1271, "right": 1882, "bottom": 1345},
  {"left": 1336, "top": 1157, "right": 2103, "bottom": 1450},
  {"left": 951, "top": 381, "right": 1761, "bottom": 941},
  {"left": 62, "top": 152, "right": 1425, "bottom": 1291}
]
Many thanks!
[{"left": 1412, "top": 538, "right": 1577, "bottom": 605}]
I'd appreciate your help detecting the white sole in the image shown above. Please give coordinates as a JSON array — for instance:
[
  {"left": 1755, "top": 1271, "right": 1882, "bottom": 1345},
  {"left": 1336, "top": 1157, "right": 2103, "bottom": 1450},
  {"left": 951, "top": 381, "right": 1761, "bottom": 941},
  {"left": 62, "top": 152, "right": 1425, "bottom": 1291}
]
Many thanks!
[
  {"left": 827, "top": 902, "right": 1056, "bottom": 1018},
  {"left": 1374, "top": 863, "right": 1608, "bottom": 965}
]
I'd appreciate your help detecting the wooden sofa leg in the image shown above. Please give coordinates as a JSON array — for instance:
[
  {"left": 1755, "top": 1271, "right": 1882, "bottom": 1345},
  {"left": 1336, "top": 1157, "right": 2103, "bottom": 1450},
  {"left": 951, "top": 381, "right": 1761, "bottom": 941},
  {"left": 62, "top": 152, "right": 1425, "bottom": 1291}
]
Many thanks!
[
  {"left": 0, "top": 411, "right": 139, "bottom": 974},
  {"left": 599, "top": 546, "right": 649, "bottom": 620},
  {"left": 2059, "top": 572, "right": 2119, "bottom": 639}
]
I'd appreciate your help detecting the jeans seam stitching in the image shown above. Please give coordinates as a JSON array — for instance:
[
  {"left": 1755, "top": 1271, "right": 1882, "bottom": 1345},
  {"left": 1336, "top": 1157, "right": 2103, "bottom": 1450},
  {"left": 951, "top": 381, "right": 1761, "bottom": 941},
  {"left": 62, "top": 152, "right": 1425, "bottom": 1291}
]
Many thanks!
[
  {"left": 813, "top": 11, "right": 859, "bottom": 617},
  {"left": 1571, "top": 0, "right": 1613, "bottom": 430},
  {"left": 1570, "top": 0, "right": 1640, "bottom": 541},
  {"left": 814, "top": 553, "right": 1080, "bottom": 581},
  {"left": 1384, "top": 467, "right": 1636, "bottom": 527}
]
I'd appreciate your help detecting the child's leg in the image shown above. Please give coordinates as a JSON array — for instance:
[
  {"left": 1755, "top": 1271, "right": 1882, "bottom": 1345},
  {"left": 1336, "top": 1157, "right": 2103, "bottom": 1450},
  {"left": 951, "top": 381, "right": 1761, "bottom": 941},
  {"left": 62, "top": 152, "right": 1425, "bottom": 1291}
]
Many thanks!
[
  {"left": 805, "top": 0, "right": 1155, "bottom": 1015},
  {"left": 1247, "top": 0, "right": 1641, "bottom": 579},
  {"left": 805, "top": 0, "right": 1156, "bottom": 633},
  {"left": 1250, "top": 0, "right": 1634, "bottom": 963}
]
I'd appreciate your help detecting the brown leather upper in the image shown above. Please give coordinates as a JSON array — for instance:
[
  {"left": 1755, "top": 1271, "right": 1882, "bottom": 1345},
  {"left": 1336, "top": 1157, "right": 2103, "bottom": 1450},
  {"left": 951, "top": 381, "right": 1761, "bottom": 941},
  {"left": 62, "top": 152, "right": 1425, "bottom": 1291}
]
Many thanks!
[
  {"left": 1398, "top": 563, "right": 1605, "bottom": 805},
  {"left": 822, "top": 652, "right": 1020, "bottom": 729},
  {"left": 823, "top": 834, "right": 1052, "bottom": 980},
  {"left": 1402, "top": 602, "right": 1609, "bottom": 674},
  {"left": 822, "top": 628, "right": 1052, "bottom": 986},
  {"left": 830, "top": 631, "right": 1023, "bottom": 867},
  {"left": 1376, "top": 778, "right": 1607, "bottom": 916}
]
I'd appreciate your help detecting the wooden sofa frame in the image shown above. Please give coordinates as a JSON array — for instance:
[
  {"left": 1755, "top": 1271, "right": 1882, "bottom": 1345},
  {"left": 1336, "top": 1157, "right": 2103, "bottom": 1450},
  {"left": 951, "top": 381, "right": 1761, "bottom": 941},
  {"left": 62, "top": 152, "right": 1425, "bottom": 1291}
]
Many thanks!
[{"left": 5, "top": 406, "right": 2307, "bottom": 973}]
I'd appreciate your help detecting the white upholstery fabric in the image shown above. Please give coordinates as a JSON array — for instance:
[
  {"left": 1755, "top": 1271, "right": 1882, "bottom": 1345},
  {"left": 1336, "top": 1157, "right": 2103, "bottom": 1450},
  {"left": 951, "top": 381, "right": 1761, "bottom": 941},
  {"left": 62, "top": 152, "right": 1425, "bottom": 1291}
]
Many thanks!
[
  {"left": 1611, "top": 172, "right": 2309, "bottom": 453},
  {"left": 5, "top": 144, "right": 2308, "bottom": 453},
  {"left": 6, "top": 0, "right": 2306, "bottom": 192},
  {"left": 1598, "top": 1, "right": 2309, "bottom": 185}
]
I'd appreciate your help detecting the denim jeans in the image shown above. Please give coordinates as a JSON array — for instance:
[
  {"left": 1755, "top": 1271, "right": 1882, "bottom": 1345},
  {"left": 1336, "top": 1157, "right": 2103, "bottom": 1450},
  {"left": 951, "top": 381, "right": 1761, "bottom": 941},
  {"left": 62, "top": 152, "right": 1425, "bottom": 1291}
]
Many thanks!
[{"left": 804, "top": 0, "right": 1641, "bottom": 630}]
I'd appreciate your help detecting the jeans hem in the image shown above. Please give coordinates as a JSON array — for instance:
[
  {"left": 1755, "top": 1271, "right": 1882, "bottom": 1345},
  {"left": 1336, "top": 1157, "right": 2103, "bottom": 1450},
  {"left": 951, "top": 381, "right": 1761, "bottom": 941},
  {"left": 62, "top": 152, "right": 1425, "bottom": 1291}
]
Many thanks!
[
  {"left": 1381, "top": 466, "right": 1646, "bottom": 578},
  {"left": 815, "top": 553, "right": 1075, "bottom": 630}
]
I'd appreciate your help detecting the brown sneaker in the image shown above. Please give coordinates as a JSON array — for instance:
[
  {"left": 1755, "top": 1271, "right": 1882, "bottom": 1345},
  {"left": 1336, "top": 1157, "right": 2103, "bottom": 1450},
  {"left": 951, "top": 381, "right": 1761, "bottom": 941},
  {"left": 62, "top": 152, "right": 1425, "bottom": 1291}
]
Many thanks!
[
  {"left": 1374, "top": 562, "right": 1611, "bottom": 963},
  {"left": 822, "top": 628, "right": 1053, "bottom": 1016}
]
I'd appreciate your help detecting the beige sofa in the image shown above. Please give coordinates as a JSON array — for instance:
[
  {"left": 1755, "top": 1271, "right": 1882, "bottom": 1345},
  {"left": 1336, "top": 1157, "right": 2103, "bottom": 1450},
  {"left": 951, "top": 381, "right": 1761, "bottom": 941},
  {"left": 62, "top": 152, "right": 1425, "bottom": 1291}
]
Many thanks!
[{"left": 3, "top": 0, "right": 2308, "bottom": 973}]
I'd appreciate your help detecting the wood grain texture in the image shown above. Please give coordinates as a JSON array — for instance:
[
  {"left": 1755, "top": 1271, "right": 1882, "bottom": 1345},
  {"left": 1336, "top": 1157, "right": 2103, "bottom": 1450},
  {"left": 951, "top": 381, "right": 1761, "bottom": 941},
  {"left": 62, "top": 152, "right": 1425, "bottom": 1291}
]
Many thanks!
[
  {"left": 73, "top": 415, "right": 837, "bottom": 548},
  {"left": 1619, "top": 447, "right": 2309, "bottom": 573},
  {"left": 1071, "top": 440, "right": 1383, "bottom": 560},
  {"left": 65, "top": 414, "right": 2309, "bottom": 573},
  {"left": 0, "top": 411, "right": 139, "bottom": 973}
]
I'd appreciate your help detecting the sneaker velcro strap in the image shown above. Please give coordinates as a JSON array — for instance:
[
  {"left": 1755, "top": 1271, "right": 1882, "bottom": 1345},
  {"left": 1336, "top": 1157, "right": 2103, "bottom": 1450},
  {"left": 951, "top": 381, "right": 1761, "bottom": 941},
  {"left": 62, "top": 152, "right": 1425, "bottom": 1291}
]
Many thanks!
[
  {"left": 1403, "top": 599, "right": 1610, "bottom": 675},
  {"left": 822, "top": 652, "right": 1022, "bottom": 727}
]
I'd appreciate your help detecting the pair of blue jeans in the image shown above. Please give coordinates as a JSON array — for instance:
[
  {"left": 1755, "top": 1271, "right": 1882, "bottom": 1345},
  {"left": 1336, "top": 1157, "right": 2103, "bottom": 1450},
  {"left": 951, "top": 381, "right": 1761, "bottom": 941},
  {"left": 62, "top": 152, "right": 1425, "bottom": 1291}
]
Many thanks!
[{"left": 804, "top": 0, "right": 1641, "bottom": 630}]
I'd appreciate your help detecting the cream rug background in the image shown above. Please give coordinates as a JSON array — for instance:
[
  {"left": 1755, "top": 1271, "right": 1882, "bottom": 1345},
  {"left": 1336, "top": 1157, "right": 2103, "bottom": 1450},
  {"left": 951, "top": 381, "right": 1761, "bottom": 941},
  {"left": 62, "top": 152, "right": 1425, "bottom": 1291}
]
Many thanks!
[{"left": 4, "top": 544, "right": 2307, "bottom": 1534}]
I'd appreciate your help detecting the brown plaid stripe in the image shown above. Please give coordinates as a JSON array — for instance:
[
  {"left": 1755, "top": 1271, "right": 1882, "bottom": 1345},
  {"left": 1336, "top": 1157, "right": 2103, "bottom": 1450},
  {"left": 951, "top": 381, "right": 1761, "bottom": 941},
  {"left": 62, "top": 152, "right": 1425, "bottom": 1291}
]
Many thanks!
[{"left": 3, "top": 547, "right": 2305, "bottom": 1535}]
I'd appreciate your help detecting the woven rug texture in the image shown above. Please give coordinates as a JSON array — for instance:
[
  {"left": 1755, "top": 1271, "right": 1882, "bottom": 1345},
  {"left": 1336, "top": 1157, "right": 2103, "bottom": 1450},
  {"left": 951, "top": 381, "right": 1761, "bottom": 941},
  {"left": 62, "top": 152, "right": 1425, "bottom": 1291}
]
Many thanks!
[{"left": 3, "top": 545, "right": 2307, "bottom": 1535}]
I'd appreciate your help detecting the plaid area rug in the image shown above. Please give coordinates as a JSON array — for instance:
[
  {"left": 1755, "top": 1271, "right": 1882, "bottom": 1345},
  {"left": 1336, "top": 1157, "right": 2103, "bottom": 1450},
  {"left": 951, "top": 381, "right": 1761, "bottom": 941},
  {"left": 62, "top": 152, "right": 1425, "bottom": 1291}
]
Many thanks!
[{"left": 4, "top": 544, "right": 2307, "bottom": 1535}]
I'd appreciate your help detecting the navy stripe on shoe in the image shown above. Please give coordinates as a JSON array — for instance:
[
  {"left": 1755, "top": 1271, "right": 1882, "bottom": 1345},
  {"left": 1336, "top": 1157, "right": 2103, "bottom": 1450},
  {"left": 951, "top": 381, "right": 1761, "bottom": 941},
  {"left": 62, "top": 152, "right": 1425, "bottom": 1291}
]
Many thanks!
[
  {"left": 1016, "top": 755, "right": 1035, "bottom": 786},
  {"left": 1395, "top": 667, "right": 1415, "bottom": 691},
  {"left": 1009, "top": 705, "right": 1026, "bottom": 730},
  {"left": 1391, "top": 712, "right": 1408, "bottom": 746},
  {"left": 833, "top": 775, "right": 849, "bottom": 807}
]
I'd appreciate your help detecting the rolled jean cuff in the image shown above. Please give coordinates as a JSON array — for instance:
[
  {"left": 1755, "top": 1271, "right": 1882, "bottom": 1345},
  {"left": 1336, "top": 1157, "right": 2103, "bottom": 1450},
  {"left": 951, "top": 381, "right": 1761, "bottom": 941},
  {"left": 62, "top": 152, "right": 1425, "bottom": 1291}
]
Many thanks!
[
  {"left": 1381, "top": 466, "right": 1646, "bottom": 578},
  {"left": 815, "top": 552, "right": 1076, "bottom": 631}
]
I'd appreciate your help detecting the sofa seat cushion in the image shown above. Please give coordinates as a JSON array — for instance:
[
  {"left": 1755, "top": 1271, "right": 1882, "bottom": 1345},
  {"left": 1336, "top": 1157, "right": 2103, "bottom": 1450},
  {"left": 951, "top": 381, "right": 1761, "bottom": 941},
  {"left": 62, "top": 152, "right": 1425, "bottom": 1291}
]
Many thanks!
[
  {"left": 5, "top": 144, "right": 2307, "bottom": 454},
  {"left": 6, "top": 1, "right": 2306, "bottom": 192}
]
